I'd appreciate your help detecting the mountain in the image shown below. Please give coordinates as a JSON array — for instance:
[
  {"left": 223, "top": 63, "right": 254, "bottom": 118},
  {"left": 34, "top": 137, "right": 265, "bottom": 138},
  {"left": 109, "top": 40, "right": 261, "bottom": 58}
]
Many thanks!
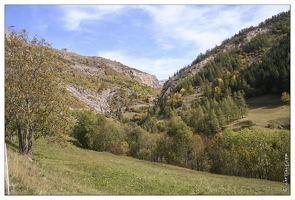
[
  {"left": 55, "top": 48, "right": 161, "bottom": 113},
  {"left": 159, "top": 11, "right": 290, "bottom": 102},
  {"left": 4, "top": 11, "right": 290, "bottom": 188},
  {"left": 59, "top": 48, "right": 160, "bottom": 88},
  {"left": 153, "top": 11, "right": 290, "bottom": 137},
  {"left": 5, "top": 29, "right": 161, "bottom": 115},
  {"left": 158, "top": 79, "right": 167, "bottom": 86}
]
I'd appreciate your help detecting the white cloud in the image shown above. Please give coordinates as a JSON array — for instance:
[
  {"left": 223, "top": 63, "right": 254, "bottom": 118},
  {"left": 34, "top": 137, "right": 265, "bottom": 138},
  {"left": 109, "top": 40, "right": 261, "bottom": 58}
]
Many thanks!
[
  {"left": 138, "top": 5, "right": 290, "bottom": 53},
  {"left": 60, "top": 4, "right": 290, "bottom": 79},
  {"left": 98, "top": 49, "right": 190, "bottom": 80},
  {"left": 97, "top": 5, "right": 289, "bottom": 79},
  {"left": 246, "top": 5, "right": 290, "bottom": 25},
  {"left": 60, "top": 5, "right": 125, "bottom": 31}
]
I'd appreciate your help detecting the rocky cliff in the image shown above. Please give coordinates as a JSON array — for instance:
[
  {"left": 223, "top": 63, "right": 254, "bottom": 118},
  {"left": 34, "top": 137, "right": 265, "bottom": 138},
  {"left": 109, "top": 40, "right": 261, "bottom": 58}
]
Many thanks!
[
  {"left": 59, "top": 48, "right": 160, "bottom": 88},
  {"left": 57, "top": 48, "right": 160, "bottom": 113},
  {"left": 123, "top": 69, "right": 160, "bottom": 88}
]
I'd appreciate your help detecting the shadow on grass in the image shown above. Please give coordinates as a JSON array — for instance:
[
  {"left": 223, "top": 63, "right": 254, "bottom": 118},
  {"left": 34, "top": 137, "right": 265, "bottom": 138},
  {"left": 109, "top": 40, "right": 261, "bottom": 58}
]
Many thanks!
[
  {"left": 247, "top": 102, "right": 286, "bottom": 109},
  {"left": 5, "top": 138, "right": 19, "bottom": 151},
  {"left": 246, "top": 94, "right": 288, "bottom": 109},
  {"left": 283, "top": 124, "right": 290, "bottom": 130},
  {"left": 67, "top": 138, "right": 84, "bottom": 149},
  {"left": 232, "top": 120, "right": 257, "bottom": 132}
]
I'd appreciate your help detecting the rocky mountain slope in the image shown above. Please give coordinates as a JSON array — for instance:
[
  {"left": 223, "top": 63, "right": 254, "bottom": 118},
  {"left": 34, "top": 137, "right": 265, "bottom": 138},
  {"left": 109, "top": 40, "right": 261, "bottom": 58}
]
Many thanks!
[
  {"left": 56, "top": 48, "right": 161, "bottom": 114},
  {"left": 59, "top": 48, "right": 160, "bottom": 88},
  {"left": 5, "top": 29, "right": 161, "bottom": 114}
]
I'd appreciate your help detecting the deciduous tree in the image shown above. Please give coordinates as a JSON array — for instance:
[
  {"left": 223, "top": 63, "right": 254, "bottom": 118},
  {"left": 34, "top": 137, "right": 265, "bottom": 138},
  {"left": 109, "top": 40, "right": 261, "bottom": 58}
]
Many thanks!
[
  {"left": 281, "top": 92, "right": 290, "bottom": 104},
  {"left": 5, "top": 28, "right": 72, "bottom": 160}
]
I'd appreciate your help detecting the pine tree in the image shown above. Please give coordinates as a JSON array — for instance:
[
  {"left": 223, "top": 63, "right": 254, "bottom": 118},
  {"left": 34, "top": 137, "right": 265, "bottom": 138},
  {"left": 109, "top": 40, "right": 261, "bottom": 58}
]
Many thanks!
[{"left": 235, "top": 91, "right": 248, "bottom": 118}]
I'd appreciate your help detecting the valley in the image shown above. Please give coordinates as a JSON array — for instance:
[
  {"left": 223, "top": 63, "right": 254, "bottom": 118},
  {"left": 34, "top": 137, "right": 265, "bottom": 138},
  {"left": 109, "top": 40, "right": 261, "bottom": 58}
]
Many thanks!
[{"left": 5, "top": 10, "right": 290, "bottom": 196}]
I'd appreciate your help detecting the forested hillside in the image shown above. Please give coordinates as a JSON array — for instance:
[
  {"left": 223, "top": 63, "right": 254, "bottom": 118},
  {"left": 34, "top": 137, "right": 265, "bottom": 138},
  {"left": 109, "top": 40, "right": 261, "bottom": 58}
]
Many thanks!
[
  {"left": 5, "top": 10, "right": 290, "bottom": 192},
  {"left": 67, "top": 11, "right": 290, "bottom": 182},
  {"left": 156, "top": 11, "right": 290, "bottom": 135}
]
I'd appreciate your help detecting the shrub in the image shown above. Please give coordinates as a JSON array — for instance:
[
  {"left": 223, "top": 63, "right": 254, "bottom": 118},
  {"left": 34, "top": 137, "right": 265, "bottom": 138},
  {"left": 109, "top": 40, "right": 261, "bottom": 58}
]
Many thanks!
[
  {"left": 281, "top": 92, "right": 290, "bottom": 104},
  {"left": 72, "top": 111, "right": 121, "bottom": 152},
  {"left": 209, "top": 128, "right": 290, "bottom": 181}
]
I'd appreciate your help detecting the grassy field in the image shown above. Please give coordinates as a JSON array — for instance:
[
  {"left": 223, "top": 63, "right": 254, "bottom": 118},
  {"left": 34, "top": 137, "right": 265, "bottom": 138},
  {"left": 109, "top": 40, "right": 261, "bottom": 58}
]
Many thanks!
[
  {"left": 228, "top": 94, "right": 290, "bottom": 131},
  {"left": 6, "top": 138, "right": 290, "bottom": 195}
]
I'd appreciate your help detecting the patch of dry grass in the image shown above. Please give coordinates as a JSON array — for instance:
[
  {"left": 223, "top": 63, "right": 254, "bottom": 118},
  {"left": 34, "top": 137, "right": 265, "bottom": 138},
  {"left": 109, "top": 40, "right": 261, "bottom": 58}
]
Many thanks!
[{"left": 228, "top": 94, "right": 290, "bottom": 130}]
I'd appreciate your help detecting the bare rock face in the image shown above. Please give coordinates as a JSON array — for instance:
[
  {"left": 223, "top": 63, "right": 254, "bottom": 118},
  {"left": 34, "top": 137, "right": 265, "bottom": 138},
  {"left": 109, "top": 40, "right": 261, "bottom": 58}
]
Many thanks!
[
  {"left": 59, "top": 49, "right": 160, "bottom": 89},
  {"left": 124, "top": 69, "right": 160, "bottom": 88},
  {"left": 158, "top": 55, "right": 214, "bottom": 102},
  {"left": 66, "top": 85, "right": 111, "bottom": 113},
  {"left": 190, "top": 56, "right": 214, "bottom": 77},
  {"left": 245, "top": 28, "right": 269, "bottom": 42},
  {"left": 56, "top": 48, "right": 161, "bottom": 113}
]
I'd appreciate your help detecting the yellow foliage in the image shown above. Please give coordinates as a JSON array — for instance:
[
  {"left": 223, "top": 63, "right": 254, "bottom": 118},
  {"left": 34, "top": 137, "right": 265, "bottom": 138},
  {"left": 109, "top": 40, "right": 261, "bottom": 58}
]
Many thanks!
[
  {"left": 180, "top": 88, "right": 186, "bottom": 94},
  {"left": 174, "top": 92, "right": 182, "bottom": 100},
  {"left": 281, "top": 92, "right": 290, "bottom": 104},
  {"left": 134, "top": 112, "right": 145, "bottom": 120},
  {"left": 120, "top": 140, "right": 129, "bottom": 155},
  {"left": 214, "top": 86, "right": 221, "bottom": 94},
  {"left": 217, "top": 78, "right": 223, "bottom": 83},
  {"left": 232, "top": 75, "right": 236, "bottom": 81}
]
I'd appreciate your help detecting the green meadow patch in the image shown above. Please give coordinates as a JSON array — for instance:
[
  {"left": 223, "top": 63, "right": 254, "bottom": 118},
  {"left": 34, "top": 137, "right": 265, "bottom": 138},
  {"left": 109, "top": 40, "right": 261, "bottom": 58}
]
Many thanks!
[{"left": 6, "top": 138, "right": 290, "bottom": 195}]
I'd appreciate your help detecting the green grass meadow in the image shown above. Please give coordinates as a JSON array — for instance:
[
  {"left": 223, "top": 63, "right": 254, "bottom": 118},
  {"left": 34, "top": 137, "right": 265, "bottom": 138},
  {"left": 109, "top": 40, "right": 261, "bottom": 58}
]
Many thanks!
[{"left": 6, "top": 137, "right": 290, "bottom": 195}]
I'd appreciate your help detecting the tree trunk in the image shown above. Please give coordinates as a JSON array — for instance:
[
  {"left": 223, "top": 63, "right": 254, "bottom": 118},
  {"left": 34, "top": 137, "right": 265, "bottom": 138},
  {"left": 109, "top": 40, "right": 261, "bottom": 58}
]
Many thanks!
[
  {"left": 27, "top": 125, "right": 33, "bottom": 161},
  {"left": 24, "top": 127, "right": 29, "bottom": 152},
  {"left": 26, "top": 94, "right": 33, "bottom": 161},
  {"left": 16, "top": 115, "right": 25, "bottom": 154}
]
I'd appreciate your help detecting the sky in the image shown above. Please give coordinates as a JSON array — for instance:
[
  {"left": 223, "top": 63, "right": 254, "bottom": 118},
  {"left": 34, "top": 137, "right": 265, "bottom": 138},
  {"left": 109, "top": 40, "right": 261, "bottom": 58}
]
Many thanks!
[
  {"left": 4, "top": 3, "right": 290, "bottom": 80},
  {"left": 1, "top": 2, "right": 294, "bottom": 197}
]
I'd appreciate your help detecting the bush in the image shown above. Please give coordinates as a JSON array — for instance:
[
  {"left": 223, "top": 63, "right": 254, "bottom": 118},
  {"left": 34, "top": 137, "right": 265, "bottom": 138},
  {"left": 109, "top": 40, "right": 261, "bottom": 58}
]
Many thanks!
[
  {"left": 236, "top": 120, "right": 254, "bottom": 128},
  {"left": 110, "top": 140, "right": 129, "bottom": 155},
  {"left": 72, "top": 111, "right": 121, "bottom": 152},
  {"left": 281, "top": 92, "right": 290, "bottom": 104},
  {"left": 209, "top": 128, "right": 290, "bottom": 181}
]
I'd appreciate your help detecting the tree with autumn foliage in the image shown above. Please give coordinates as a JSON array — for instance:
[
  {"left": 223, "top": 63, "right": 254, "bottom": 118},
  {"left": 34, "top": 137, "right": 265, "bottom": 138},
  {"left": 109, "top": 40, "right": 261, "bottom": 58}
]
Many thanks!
[
  {"left": 5, "top": 27, "right": 73, "bottom": 160},
  {"left": 281, "top": 92, "right": 290, "bottom": 104},
  {"left": 209, "top": 128, "right": 290, "bottom": 181}
]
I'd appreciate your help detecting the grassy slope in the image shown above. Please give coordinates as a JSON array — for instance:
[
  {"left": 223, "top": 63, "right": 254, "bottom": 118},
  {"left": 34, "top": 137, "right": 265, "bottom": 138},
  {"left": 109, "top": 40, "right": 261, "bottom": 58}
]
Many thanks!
[
  {"left": 228, "top": 94, "right": 290, "bottom": 130},
  {"left": 6, "top": 138, "right": 289, "bottom": 195}
]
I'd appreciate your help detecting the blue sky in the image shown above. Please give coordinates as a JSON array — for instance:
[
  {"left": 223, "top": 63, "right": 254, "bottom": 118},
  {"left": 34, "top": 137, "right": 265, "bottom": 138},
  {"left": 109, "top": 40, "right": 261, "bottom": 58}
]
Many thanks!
[{"left": 4, "top": 4, "right": 290, "bottom": 80}]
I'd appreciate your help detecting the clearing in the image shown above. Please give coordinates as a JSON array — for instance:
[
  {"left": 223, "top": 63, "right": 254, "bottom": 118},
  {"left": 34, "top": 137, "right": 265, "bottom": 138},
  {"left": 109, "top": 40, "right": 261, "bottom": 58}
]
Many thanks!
[{"left": 228, "top": 94, "right": 290, "bottom": 131}]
